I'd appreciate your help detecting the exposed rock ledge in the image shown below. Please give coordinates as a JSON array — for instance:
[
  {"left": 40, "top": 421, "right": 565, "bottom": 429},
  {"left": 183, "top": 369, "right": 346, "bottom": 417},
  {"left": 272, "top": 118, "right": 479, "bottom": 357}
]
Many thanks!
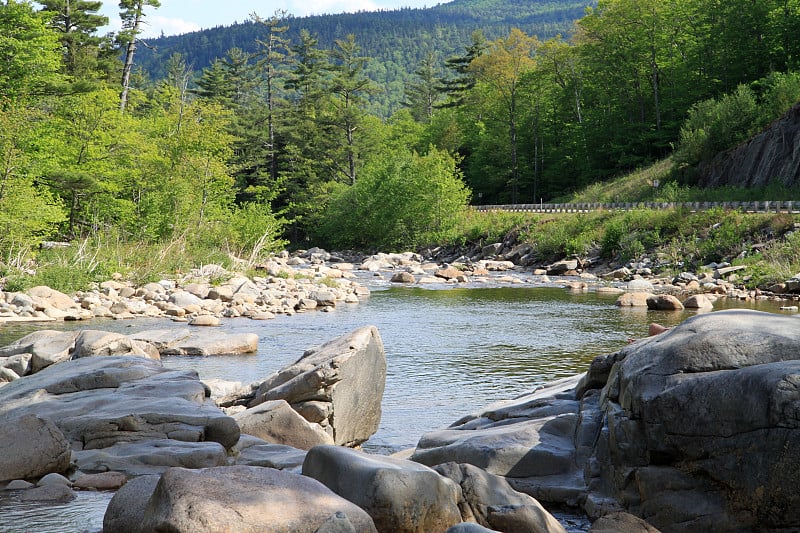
[{"left": 413, "top": 309, "right": 800, "bottom": 532}]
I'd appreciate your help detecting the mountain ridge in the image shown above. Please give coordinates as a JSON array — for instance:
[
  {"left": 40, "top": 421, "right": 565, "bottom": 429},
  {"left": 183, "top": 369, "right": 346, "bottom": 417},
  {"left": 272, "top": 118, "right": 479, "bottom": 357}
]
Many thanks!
[{"left": 136, "top": 0, "right": 595, "bottom": 115}]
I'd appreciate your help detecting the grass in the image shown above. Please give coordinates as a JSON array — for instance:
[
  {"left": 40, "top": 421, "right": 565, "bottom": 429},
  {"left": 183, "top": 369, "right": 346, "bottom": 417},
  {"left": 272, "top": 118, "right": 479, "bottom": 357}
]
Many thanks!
[{"left": 446, "top": 157, "right": 800, "bottom": 288}]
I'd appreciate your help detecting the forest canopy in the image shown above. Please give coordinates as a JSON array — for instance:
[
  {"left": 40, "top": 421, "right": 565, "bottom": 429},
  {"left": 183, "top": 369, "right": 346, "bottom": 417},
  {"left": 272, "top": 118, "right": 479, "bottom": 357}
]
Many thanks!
[{"left": 1, "top": 0, "right": 800, "bottom": 271}]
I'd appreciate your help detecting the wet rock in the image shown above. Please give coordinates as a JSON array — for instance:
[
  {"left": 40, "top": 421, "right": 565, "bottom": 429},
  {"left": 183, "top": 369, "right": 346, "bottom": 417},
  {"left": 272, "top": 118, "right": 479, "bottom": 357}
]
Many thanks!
[
  {"left": 682, "top": 294, "right": 714, "bottom": 310},
  {"left": 615, "top": 293, "right": 652, "bottom": 307},
  {"left": 645, "top": 294, "right": 684, "bottom": 311},
  {"left": 391, "top": 272, "right": 416, "bottom": 284}
]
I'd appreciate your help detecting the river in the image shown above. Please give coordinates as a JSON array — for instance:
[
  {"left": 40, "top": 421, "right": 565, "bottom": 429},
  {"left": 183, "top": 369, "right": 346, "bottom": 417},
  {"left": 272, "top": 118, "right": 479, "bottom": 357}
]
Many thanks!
[{"left": 0, "top": 278, "right": 791, "bottom": 532}]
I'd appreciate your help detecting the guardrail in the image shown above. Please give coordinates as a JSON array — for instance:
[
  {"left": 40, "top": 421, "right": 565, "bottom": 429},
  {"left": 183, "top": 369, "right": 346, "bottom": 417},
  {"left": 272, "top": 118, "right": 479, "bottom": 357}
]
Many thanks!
[{"left": 473, "top": 200, "right": 800, "bottom": 214}]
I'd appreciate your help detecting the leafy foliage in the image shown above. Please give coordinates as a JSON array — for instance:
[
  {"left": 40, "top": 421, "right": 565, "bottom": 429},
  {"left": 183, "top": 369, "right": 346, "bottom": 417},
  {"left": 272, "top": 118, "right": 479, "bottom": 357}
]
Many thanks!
[{"left": 316, "top": 147, "right": 470, "bottom": 250}]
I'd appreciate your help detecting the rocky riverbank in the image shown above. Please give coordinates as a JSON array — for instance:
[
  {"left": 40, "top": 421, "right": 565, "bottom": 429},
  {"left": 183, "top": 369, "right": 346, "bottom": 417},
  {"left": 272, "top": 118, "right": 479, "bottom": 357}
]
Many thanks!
[{"left": 1, "top": 304, "right": 799, "bottom": 531}]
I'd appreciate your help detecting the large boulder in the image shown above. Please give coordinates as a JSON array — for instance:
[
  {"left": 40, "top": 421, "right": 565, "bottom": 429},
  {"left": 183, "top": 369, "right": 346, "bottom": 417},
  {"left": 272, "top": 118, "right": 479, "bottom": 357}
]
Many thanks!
[
  {"left": 138, "top": 466, "right": 378, "bottom": 533},
  {"left": 0, "top": 413, "right": 71, "bottom": 482},
  {"left": 72, "top": 330, "right": 158, "bottom": 360},
  {"left": 303, "top": 445, "right": 462, "bottom": 533},
  {"left": 0, "top": 356, "right": 239, "bottom": 475},
  {"left": 433, "top": 462, "right": 567, "bottom": 533},
  {"left": 233, "top": 399, "right": 334, "bottom": 450},
  {"left": 103, "top": 475, "right": 162, "bottom": 533},
  {"left": 415, "top": 310, "right": 800, "bottom": 533},
  {"left": 249, "top": 326, "right": 386, "bottom": 447},
  {"left": 0, "top": 330, "right": 79, "bottom": 372},
  {"left": 591, "top": 310, "right": 800, "bottom": 531},
  {"left": 412, "top": 375, "right": 594, "bottom": 505}
]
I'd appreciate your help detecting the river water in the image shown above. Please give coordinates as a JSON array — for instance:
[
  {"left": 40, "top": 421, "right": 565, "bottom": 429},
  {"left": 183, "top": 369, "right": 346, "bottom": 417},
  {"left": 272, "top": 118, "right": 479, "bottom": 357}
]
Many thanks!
[{"left": 0, "top": 278, "right": 791, "bottom": 532}]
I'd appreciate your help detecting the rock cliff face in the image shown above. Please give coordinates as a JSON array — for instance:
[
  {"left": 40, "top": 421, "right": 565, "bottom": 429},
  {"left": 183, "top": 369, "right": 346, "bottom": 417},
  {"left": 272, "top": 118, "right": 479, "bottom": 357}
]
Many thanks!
[{"left": 699, "top": 102, "right": 800, "bottom": 188}]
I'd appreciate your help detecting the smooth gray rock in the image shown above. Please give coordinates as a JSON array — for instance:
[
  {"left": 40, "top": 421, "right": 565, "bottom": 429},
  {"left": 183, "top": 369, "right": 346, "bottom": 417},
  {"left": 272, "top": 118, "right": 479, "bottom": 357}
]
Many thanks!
[
  {"left": 232, "top": 436, "right": 307, "bottom": 472},
  {"left": 168, "top": 290, "right": 204, "bottom": 308},
  {"left": 303, "top": 445, "right": 462, "bottom": 533},
  {"left": 234, "top": 399, "right": 334, "bottom": 450},
  {"left": 74, "top": 439, "right": 228, "bottom": 476},
  {"left": 434, "top": 462, "right": 566, "bottom": 533},
  {"left": 412, "top": 375, "right": 588, "bottom": 504},
  {"left": 139, "top": 466, "right": 378, "bottom": 533},
  {"left": 251, "top": 326, "right": 386, "bottom": 447},
  {"left": 0, "top": 356, "right": 239, "bottom": 464},
  {"left": 0, "top": 353, "right": 31, "bottom": 377},
  {"left": 18, "top": 483, "right": 76, "bottom": 503},
  {"left": 71, "top": 330, "right": 158, "bottom": 360},
  {"left": 103, "top": 475, "right": 161, "bottom": 533},
  {"left": 594, "top": 310, "right": 800, "bottom": 531},
  {"left": 0, "top": 366, "right": 20, "bottom": 383},
  {"left": 132, "top": 328, "right": 258, "bottom": 355},
  {"left": 0, "top": 413, "right": 71, "bottom": 482},
  {"left": 0, "top": 330, "right": 78, "bottom": 372},
  {"left": 26, "top": 286, "right": 79, "bottom": 311}
]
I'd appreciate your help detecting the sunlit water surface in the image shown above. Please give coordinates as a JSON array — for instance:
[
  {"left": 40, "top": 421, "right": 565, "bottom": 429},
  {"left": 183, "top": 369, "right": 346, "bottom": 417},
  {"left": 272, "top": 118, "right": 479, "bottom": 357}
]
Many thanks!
[{"left": 0, "top": 281, "right": 791, "bottom": 532}]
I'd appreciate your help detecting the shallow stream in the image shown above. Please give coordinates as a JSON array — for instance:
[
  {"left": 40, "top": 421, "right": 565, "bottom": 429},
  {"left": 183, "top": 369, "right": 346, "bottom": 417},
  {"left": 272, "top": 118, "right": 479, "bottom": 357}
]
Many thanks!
[{"left": 0, "top": 279, "right": 791, "bottom": 532}]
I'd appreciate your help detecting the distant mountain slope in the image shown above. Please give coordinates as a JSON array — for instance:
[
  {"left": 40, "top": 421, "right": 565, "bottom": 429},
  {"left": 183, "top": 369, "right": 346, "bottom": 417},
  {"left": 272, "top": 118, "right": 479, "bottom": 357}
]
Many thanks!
[{"left": 136, "top": 0, "right": 594, "bottom": 115}]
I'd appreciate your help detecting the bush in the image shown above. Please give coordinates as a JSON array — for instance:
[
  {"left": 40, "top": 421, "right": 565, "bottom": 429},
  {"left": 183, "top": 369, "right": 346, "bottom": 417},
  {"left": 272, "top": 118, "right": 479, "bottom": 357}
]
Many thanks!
[{"left": 316, "top": 146, "right": 471, "bottom": 251}]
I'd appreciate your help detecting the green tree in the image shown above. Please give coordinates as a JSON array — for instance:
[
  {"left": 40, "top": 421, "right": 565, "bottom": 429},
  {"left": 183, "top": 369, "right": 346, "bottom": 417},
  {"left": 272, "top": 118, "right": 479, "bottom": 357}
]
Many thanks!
[
  {"left": 251, "top": 11, "right": 291, "bottom": 188},
  {"left": 470, "top": 28, "right": 539, "bottom": 204},
  {"left": 327, "top": 34, "right": 377, "bottom": 185},
  {"left": 0, "top": 102, "right": 66, "bottom": 252},
  {"left": 38, "top": 0, "right": 111, "bottom": 80},
  {"left": 317, "top": 146, "right": 470, "bottom": 250},
  {"left": 119, "top": 0, "right": 161, "bottom": 112},
  {"left": 439, "top": 30, "right": 487, "bottom": 108},
  {"left": 0, "top": 1, "right": 63, "bottom": 102},
  {"left": 403, "top": 51, "right": 444, "bottom": 122}
]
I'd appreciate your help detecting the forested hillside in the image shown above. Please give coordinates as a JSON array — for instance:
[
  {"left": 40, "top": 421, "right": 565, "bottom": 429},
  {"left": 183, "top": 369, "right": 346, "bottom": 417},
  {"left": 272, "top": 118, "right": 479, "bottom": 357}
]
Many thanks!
[
  {"left": 2, "top": 0, "right": 800, "bottom": 289},
  {"left": 135, "top": 0, "right": 592, "bottom": 115}
]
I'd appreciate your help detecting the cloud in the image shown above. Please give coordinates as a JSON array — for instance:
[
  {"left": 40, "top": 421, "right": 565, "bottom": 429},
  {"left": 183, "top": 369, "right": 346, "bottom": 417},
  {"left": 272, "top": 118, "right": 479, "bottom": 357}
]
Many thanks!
[
  {"left": 281, "top": 0, "right": 381, "bottom": 16},
  {"left": 140, "top": 16, "right": 202, "bottom": 38}
]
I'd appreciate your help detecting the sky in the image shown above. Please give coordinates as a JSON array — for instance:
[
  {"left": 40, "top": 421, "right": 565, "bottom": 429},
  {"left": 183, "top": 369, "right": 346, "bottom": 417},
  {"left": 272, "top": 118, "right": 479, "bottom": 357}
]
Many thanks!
[{"left": 99, "top": 0, "right": 443, "bottom": 38}]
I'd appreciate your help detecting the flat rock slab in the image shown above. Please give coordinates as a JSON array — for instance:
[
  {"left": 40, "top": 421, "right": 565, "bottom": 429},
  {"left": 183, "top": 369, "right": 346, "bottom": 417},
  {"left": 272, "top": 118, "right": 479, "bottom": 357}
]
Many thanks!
[
  {"left": 73, "top": 439, "right": 228, "bottom": 476},
  {"left": 133, "top": 329, "right": 259, "bottom": 355},
  {"left": 0, "top": 356, "right": 239, "bottom": 459}
]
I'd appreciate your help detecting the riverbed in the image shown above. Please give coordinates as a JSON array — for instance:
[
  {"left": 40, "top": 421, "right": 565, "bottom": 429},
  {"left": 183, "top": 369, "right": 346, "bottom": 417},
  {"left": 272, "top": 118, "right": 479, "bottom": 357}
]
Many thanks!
[{"left": 0, "top": 279, "right": 791, "bottom": 532}]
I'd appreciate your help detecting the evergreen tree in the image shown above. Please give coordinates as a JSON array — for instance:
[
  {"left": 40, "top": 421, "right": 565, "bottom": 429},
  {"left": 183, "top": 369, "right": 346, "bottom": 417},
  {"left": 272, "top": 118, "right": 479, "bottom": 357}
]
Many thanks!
[
  {"left": 327, "top": 34, "right": 377, "bottom": 184},
  {"left": 403, "top": 51, "right": 445, "bottom": 122},
  {"left": 119, "top": 0, "right": 161, "bottom": 112},
  {"left": 38, "top": 0, "right": 112, "bottom": 80}
]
